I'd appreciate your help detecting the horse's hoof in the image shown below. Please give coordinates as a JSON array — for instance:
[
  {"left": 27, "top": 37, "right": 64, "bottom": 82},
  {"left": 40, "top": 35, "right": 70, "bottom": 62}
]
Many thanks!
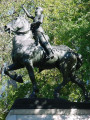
[
  {"left": 35, "top": 88, "right": 39, "bottom": 93},
  {"left": 33, "top": 86, "right": 39, "bottom": 93},
  {"left": 4, "top": 68, "right": 8, "bottom": 75},
  {"left": 84, "top": 92, "right": 90, "bottom": 102},
  {"left": 84, "top": 97, "right": 90, "bottom": 102},
  {"left": 16, "top": 75, "right": 23, "bottom": 83},
  {"left": 29, "top": 93, "right": 37, "bottom": 99},
  {"left": 54, "top": 92, "right": 60, "bottom": 99}
]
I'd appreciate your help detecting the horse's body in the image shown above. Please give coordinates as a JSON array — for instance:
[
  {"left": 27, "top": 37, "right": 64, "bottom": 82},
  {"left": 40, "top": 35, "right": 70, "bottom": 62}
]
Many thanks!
[{"left": 4, "top": 16, "right": 88, "bottom": 101}]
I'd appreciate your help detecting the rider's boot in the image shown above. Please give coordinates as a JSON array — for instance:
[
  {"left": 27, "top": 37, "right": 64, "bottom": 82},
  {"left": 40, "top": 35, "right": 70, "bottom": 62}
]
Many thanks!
[
  {"left": 46, "top": 49, "right": 54, "bottom": 60},
  {"left": 40, "top": 41, "right": 54, "bottom": 60}
]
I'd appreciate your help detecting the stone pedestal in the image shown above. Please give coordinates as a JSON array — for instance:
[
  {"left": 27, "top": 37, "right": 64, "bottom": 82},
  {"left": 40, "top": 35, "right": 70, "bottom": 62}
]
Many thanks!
[{"left": 6, "top": 98, "right": 90, "bottom": 120}]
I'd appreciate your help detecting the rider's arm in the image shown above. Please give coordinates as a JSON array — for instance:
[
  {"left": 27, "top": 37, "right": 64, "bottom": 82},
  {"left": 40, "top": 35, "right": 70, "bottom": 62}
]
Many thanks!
[{"left": 22, "top": 6, "right": 34, "bottom": 19}]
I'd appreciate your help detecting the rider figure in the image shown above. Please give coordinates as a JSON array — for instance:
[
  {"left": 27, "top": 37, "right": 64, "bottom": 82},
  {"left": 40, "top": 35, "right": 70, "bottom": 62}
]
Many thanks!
[{"left": 22, "top": 6, "right": 54, "bottom": 59}]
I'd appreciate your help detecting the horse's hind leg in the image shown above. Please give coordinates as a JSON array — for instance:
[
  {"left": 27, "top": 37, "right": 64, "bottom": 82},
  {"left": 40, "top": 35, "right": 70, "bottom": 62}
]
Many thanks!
[
  {"left": 54, "top": 52, "right": 77, "bottom": 99},
  {"left": 54, "top": 79, "right": 68, "bottom": 98},
  {"left": 70, "top": 73, "right": 89, "bottom": 101},
  {"left": 4, "top": 63, "right": 24, "bottom": 83},
  {"left": 54, "top": 68, "right": 69, "bottom": 98},
  {"left": 24, "top": 59, "right": 39, "bottom": 98}
]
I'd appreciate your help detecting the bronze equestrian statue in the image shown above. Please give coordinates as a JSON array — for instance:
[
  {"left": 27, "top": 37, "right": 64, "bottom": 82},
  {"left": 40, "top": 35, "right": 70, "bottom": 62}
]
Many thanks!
[{"left": 4, "top": 14, "right": 89, "bottom": 101}]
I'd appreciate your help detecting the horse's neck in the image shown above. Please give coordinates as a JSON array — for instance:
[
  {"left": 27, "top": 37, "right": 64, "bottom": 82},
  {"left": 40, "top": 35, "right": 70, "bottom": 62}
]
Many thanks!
[
  {"left": 13, "top": 31, "right": 35, "bottom": 45},
  {"left": 19, "top": 21, "right": 30, "bottom": 33}
]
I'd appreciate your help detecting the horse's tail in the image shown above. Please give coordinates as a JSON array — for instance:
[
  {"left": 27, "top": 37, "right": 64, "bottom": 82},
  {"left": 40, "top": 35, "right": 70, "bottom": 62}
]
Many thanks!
[{"left": 75, "top": 53, "right": 83, "bottom": 70}]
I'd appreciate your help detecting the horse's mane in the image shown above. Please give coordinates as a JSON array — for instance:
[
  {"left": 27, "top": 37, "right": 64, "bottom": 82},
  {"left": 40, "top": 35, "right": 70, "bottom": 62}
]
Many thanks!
[{"left": 52, "top": 45, "right": 74, "bottom": 52}]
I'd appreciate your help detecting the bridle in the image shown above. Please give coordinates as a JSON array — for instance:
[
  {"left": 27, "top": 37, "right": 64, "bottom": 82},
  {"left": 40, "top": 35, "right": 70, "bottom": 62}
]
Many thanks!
[{"left": 13, "top": 17, "right": 30, "bottom": 35}]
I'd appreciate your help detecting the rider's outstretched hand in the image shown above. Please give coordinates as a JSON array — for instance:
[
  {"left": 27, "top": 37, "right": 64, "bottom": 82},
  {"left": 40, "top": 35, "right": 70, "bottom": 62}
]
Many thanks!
[{"left": 22, "top": 4, "right": 25, "bottom": 9}]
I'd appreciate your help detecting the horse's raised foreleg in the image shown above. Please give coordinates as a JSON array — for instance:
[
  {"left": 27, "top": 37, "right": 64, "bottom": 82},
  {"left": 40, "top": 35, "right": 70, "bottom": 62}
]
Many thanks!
[
  {"left": 4, "top": 63, "right": 24, "bottom": 83},
  {"left": 24, "top": 59, "right": 39, "bottom": 98},
  {"left": 70, "top": 73, "right": 89, "bottom": 101}
]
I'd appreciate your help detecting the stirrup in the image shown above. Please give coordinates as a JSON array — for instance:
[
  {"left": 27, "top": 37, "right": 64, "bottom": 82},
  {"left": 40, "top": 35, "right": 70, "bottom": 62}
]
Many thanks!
[{"left": 46, "top": 54, "right": 54, "bottom": 60}]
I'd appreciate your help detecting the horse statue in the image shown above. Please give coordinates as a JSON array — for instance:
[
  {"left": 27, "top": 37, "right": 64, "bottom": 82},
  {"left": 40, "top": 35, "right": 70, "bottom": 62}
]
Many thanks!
[{"left": 4, "top": 16, "right": 89, "bottom": 101}]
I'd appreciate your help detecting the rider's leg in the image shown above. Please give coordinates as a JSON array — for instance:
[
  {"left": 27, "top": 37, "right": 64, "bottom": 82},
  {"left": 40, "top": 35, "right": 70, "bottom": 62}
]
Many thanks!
[{"left": 38, "top": 32, "right": 54, "bottom": 59}]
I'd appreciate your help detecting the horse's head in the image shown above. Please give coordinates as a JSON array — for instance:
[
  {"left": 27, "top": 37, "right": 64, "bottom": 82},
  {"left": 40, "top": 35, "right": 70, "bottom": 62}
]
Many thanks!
[{"left": 4, "top": 16, "right": 30, "bottom": 34}]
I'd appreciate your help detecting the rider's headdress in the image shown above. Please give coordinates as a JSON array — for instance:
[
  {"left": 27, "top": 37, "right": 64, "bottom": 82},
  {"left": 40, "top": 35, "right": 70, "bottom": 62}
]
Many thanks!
[{"left": 36, "top": 7, "right": 43, "bottom": 13}]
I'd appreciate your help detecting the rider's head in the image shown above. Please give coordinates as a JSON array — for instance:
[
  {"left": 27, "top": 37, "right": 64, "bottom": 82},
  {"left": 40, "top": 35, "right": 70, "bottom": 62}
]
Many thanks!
[{"left": 35, "top": 7, "right": 43, "bottom": 15}]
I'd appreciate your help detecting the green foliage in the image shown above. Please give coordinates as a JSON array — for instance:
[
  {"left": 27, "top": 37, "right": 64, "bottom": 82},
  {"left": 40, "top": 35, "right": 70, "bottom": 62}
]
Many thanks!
[{"left": 0, "top": 0, "right": 90, "bottom": 119}]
